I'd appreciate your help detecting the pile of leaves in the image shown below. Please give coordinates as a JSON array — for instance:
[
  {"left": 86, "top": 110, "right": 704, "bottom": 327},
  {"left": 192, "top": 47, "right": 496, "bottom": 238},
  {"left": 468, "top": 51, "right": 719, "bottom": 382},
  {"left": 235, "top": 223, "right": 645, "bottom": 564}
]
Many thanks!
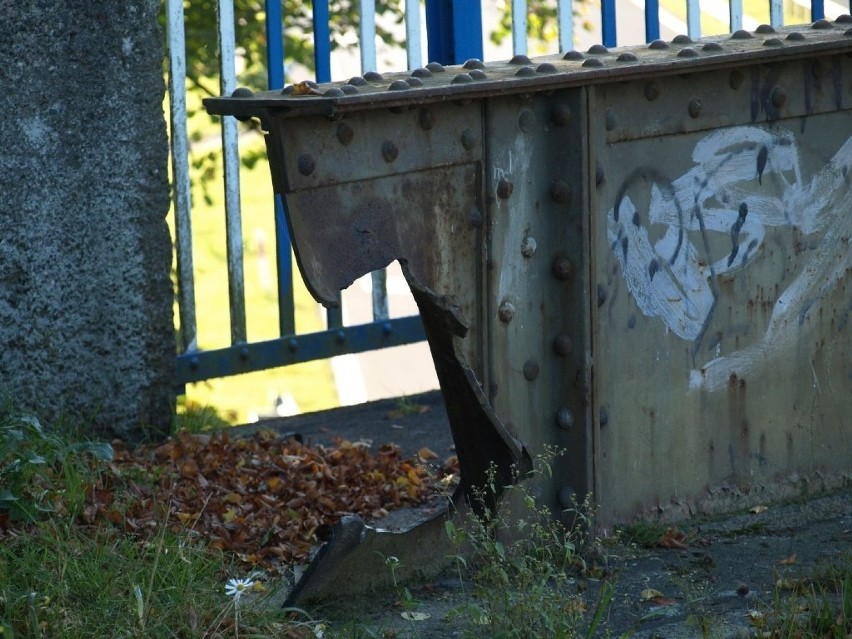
[{"left": 2, "top": 422, "right": 457, "bottom": 573}]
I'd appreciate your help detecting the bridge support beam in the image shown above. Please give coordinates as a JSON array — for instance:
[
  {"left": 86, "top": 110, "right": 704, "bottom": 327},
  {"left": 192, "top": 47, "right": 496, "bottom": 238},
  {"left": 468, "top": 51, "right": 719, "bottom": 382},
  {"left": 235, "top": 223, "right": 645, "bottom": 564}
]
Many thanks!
[{"left": 207, "top": 20, "right": 852, "bottom": 601}]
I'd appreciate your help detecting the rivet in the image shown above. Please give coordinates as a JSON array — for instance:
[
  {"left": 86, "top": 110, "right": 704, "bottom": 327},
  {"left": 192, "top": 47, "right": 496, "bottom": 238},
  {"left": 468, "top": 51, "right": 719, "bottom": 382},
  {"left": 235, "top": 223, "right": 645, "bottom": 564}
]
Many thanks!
[
  {"left": 536, "top": 62, "right": 557, "bottom": 73},
  {"left": 461, "top": 128, "right": 478, "bottom": 150},
  {"left": 556, "top": 407, "right": 574, "bottom": 430},
  {"left": 672, "top": 34, "right": 693, "bottom": 43},
  {"left": 389, "top": 79, "right": 409, "bottom": 91},
  {"left": 582, "top": 58, "right": 604, "bottom": 68},
  {"left": 518, "top": 110, "right": 536, "bottom": 132},
  {"left": 469, "top": 69, "right": 487, "bottom": 80},
  {"left": 557, "top": 486, "right": 576, "bottom": 509},
  {"left": 336, "top": 122, "right": 354, "bottom": 145},
  {"left": 677, "top": 47, "right": 699, "bottom": 58},
  {"left": 425, "top": 62, "right": 445, "bottom": 72},
  {"left": 232, "top": 87, "right": 254, "bottom": 98},
  {"left": 348, "top": 76, "right": 368, "bottom": 86},
  {"left": 189, "top": 356, "right": 200, "bottom": 370},
  {"left": 755, "top": 23, "right": 776, "bottom": 33},
  {"left": 649, "top": 39, "right": 669, "bottom": 49},
  {"left": 605, "top": 108, "right": 617, "bottom": 131},
  {"left": 553, "top": 333, "right": 573, "bottom": 356},
  {"left": 406, "top": 77, "right": 423, "bottom": 87},
  {"left": 468, "top": 207, "right": 483, "bottom": 228},
  {"left": 412, "top": 67, "right": 432, "bottom": 78},
  {"left": 287, "top": 338, "right": 298, "bottom": 352},
  {"left": 617, "top": 52, "right": 638, "bottom": 62},
  {"left": 763, "top": 38, "right": 784, "bottom": 47},
  {"left": 323, "top": 87, "right": 345, "bottom": 97},
  {"left": 771, "top": 85, "right": 787, "bottom": 108},
  {"left": 588, "top": 44, "right": 609, "bottom": 54},
  {"left": 836, "top": 14, "right": 852, "bottom": 23},
  {"left": 497, "top": 177, "right": 514, "bottom": 199},
  {"left": 340, "top": 84, "right": 358, "bottom": 94},
  {"left": 382, "top": 321, "right": 393, "bottom": 335},
  {"left": 595, "top": 162, "right": 605, "bottom": 187},
  {"left": 811, "top": 18, "right": 833, "bottom": 29},
  {"left": 419, "top": 108, "right": 435, "bottom": 130},
  {"left": 703, "top": 42, "right": 724, "bottom": 51},
  {"left": 297, "top": 153, "right": 315, "bottom": 176},
  {"left": 551, "top": 102, "right": 572, "bottom": 126},
  {"left": 363, "top": 71, "right": 384, "bottom": 82},
  {"left": 521, "top": 235, "right": 537, "bottom": 257},
  {"left": 644, "top": 82, "right": 660, "bottom": 101},
  {"left": 550, "top": 180, "right": 572, "bottom": 204},
  {"left": 452, "top": 73, "right": 474, "bottom": 84},
  {"left": 688, "top": 96, "right": 702, "bottom": 118},
  {"left": 510, "top": 54, "right": 532, "bottom": 65},
  {"left": 787, "top": 31, "right": 806, "bottom": 40},
  {"left": 523, "top": 359, "right": 540, "bottom": 381},
  {"left": 515, "top": 66, "right": 536, "bottom": 77},
  {"left": 239, "top": 346, "right": 250, "bottom": 361},
  {"left": 498, "top": 300, "right": 515, "bottom": 323},
  {"left": 563, "top": 50, "right": 584, "bottom": 60},
  {"left": 336, "top": 330, "right": 346, "bottom": 343},
  {"left": 731, "top": 29, "right": 754, "bottom": 39},
  {"left": 381, "top": 140, "right": 399, "bottom": 162},
  {"left": 729, "top": 69, "right": 745, "bottom": 89},
  {"left": 463, "top": 58, "right": 485, "bottom": 69},
  {"left": 552, "top": 255, "right": 574, "bottom": 280}
]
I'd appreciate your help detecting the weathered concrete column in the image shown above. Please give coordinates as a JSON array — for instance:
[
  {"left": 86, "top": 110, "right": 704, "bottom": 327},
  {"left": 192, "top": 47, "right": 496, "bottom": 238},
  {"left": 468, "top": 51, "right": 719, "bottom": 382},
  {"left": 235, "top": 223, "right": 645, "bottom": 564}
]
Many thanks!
[{"left": 0, "top": 1, "right": 174, "bottom": 440}]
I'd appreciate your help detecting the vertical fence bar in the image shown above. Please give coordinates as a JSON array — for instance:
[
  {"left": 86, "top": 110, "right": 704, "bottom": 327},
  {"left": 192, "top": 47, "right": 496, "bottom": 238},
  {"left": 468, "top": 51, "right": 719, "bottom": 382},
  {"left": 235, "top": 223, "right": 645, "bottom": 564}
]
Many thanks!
[
  {"left": 371, "top": 270, "right": 389, "bottom": 321},
  {"left": 265, "top": 0, "right": 296, "bottom": 336},
  {"left": 769, "top": 0, "right": 783, "bottom": 27},
  {"left": 811, "top": 0, "right": 825, "bottom": 20},
  {"left": 686, "top": 0, "right": 701, "bottom": 38},
  {"left": 360, "top": 0, "right": 378, "bottom": 71},
  {"left": 217, "top": 0, "right": 247, "bottom": 344},
  {"left": 313, "top": 0, "right": 332, "bottom": 82},
  {"left": 405, "top": 0, "right": 423, "bottom": 69},
  {"left": 729, "top": 0, "right": 744, "bottom": 31},
  {"left": 451, "top": 0, "right": 483, "bottom": 63},
  {"left": 601, "top": 0, "right": 617, "bottom": 47},
  {"left": 645, "top": 0, "right": 660, "bottom": 42},
  {"left": 557, "top": 0, "right": 574, "bottom": 52},
  {"left": 166, "top": 0, "right": 197, "bottom": 353},
  {"left": 512, "top": 0, "right": 528, "bottom": 55}
]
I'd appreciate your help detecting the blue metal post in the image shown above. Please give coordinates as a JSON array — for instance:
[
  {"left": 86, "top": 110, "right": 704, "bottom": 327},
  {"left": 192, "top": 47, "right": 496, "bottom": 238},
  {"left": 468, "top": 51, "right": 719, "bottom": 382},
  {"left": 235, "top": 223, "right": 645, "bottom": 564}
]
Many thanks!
[
  {"left": 426, "top": 0, "right": 483, "bottom": 65},
  {"left": 601, "top": 0, "right": 617, "bottom": 47},
  {"left": 266, "top": 1, "right": 296, "bottom": 336},
  {"left": 313, "top": 0, "right": 332, "bottom": 82},
  {"left": 645, "top": 0, "right": 660, "bottom": 42},
  {"left": 811, "top": 0, "right": 825, "bottom": 20}
]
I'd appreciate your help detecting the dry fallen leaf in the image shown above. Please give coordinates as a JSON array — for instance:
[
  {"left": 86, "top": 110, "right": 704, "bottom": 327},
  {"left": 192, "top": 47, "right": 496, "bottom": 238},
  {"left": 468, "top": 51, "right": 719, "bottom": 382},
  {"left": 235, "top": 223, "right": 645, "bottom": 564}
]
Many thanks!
[
  {"left": 749, "top": 505, "right": 769, "bottom": 514},
  {"left": 657, "top": 527, "right": 689, "bottom": 550},
  {"left": 640, "top": 588, "right": 665, "bottom": 601},
  {"left": 417, "top": 447, "right": 438, "bottom": 461},
  {"left": 400, "top": 612, "right": 430, "bottom": 621},
  {"left": 778, "top": 552, "right": 797, "bottom": 565}
]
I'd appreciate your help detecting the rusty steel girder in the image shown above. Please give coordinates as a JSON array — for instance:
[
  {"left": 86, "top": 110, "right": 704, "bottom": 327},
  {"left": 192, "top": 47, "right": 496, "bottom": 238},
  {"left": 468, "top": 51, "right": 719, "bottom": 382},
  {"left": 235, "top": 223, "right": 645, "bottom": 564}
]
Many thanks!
[{"left": 206, "top": 20, "right": 852, "bottom": 601}]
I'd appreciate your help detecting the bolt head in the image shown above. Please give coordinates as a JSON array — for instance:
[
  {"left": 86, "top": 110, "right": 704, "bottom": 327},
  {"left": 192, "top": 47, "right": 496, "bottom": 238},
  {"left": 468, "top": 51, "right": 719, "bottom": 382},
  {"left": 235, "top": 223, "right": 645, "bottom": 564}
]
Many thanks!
[
  {"left": 552, "top": 255, "right": 574, "bottom": 280},
  {"left": 336, "top": 122, "right": 354, "bottom": 145},
  {"left": 521, "top": 235, "right": 537, "bottom": 258},
  {"left": 550, "top": 180, "right": 572, "bottom": 204},
  {"left": 553, "top": 333, "right": 573, "bottom": 356},
  {"left": 498, "top": 300, "right": 515, "bottom": 323},
  {"left": 556, "top": 407, "right": 574, "bottom": 430},
  {"left": 688, "top": 97, "right": 703, "bottom": 118},
  {"left": 523, "top": 359, "right": 540, "bottom": 381},
  {"left": 381, "top": 140, "right": 399, "bottom": 162},
  {"left": 497, "top": 178, "right": 514, "bottom": 199},
  {"left": 297, "top": 153, "right": 315, "bottom": 176},
  {"left": 771, "top": 85, "right": 787, "bottom": 108}
]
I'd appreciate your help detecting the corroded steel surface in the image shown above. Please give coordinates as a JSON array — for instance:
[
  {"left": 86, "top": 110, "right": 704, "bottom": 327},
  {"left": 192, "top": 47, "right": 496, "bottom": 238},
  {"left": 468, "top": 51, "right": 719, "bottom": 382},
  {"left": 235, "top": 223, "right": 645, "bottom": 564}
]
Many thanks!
[{"left": 205, "top": 20, "right": 852, "bottom": 540}]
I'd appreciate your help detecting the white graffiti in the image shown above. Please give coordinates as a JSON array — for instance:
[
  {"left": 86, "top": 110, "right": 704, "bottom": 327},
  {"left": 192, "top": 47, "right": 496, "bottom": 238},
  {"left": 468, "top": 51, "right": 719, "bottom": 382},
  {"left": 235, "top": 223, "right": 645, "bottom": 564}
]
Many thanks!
[{"left": 607, "top": 126, "right": 852, "bottom": 392}]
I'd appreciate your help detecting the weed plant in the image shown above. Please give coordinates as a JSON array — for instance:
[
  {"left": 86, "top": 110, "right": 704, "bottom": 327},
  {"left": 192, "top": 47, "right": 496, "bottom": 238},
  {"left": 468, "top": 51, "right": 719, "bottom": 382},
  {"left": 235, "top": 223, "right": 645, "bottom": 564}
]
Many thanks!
[{"left": 444, "top": 449, "right": 612, "bottom": 639}]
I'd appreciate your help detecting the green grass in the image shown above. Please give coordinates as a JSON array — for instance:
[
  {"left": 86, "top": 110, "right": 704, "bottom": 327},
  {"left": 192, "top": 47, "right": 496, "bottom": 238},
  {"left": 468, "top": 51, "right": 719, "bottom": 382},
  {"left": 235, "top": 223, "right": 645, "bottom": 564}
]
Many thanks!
[{"left": 171, "top": 112, "right": 339, "bottom": 424}]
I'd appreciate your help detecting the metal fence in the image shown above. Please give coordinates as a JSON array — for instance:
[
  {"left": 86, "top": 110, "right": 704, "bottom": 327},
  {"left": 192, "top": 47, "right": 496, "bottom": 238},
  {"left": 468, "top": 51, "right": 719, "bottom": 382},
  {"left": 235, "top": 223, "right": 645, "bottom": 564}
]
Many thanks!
[{"left": 166, "top": 0, "right": 845, "bottom": 389}]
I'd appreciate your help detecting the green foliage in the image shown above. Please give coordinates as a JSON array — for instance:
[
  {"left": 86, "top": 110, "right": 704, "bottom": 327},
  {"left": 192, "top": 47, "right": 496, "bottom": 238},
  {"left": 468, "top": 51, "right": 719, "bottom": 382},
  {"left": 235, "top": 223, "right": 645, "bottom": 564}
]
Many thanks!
[
  {"left": 490, "top": 0, "right": 594, "bottom": 49},
  {"left": 0, "top": 406, "right": 112, "bottom": 523},
  {"left": 444, "top": 451, "right": 609, "bottom": 639}
]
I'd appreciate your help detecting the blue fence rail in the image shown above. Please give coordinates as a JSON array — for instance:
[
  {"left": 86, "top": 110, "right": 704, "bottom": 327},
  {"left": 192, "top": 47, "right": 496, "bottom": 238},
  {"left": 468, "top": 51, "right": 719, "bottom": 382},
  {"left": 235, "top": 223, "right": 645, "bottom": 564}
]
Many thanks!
[{"left": 168, "top": 0, "right": 847, "bottom": 389}]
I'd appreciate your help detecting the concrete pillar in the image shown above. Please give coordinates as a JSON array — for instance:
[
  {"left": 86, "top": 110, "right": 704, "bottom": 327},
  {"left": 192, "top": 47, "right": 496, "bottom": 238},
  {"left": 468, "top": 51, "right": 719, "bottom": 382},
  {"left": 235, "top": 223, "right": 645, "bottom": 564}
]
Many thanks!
[{"left": 0, "top": 1, "right": 174, "bottom": 440}]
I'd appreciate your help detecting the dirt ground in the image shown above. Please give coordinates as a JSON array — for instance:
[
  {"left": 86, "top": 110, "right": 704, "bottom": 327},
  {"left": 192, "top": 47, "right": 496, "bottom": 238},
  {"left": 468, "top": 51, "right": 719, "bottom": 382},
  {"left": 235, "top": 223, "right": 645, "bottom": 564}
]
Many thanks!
[{"left": 250, "top": 391, "right": 851, "bottom": 638}]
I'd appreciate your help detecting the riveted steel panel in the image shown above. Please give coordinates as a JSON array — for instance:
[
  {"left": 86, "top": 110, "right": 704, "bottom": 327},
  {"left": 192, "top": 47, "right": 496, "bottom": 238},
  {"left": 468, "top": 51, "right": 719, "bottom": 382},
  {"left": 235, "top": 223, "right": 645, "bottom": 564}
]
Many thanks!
[
  {"left": 484, "top": 89, "right": 593, "bottom": 517},
  {"left": 206, "top": 19, "right": 852, "bottom": 531},
  {"left": 591, "top": 103, "right": 851, "bottom": 522}
]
